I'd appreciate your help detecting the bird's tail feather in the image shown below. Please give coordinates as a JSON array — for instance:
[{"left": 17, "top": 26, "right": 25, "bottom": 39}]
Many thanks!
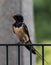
[
  {"left": 25, "top": 45, "right": 36, "bottom": 54},
  {"left": 34, "top": 48, "right": 48, "bottom": 64},
  {"left": 29, "top": 40, "right": 48, "bottom": 64}
]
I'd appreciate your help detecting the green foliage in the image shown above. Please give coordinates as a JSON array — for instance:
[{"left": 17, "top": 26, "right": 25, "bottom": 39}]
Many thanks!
[
  {"left": 33, "top": 0, "right": 51, "bottom": 65},
  {"left": 35, "top": 12, "right": 51, "bottom": 43},
  {"left": 34, "top": 0, "right": 51, "bottom": 43}
]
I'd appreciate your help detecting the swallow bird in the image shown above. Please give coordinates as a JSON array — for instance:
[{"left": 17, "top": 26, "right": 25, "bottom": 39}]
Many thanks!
[{"left": 12, "top": 14, "right": 48, "bottom": 64}]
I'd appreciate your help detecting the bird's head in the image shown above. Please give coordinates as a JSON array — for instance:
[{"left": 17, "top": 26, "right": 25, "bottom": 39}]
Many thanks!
[{"left": 13, "top": 14, "right": 24, "bottom": 22}]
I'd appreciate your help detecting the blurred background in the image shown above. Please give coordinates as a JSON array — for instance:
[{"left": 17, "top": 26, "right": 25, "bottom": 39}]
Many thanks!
[{"left": 33, "top": 0, "right": 51, "bottom": 65}]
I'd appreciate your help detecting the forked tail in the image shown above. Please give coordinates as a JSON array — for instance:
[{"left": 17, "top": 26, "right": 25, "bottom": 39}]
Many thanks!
[{"left": 29, "top": 40, "right": 48, "bottom": 64}]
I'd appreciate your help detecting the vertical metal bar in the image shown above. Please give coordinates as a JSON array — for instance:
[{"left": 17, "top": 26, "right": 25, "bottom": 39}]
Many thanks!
[
  {"left": 42, "top": 46, "right": 44, "bottom": 65},
  {"left": 6, "top": 45, "right": 8, "bottom": 65},
  {"left": 30, "top": 46, "right": 32, "bottom": 65},
  {"left": 18, "top": 45, "right": 20, "bottom": 65}
]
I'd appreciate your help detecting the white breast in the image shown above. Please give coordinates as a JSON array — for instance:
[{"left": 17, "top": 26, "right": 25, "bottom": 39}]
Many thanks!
[{"left": 13, "top": 26, "right": 29, "bottom": 43}]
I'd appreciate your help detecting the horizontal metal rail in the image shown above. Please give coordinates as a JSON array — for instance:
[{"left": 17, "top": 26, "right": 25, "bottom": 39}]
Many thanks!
[
  {"left": 0, "top": 43, "right": 50, "bottom": 65},
  {"left": 0, "top": 43, "right": 51, "bottom": 46}
]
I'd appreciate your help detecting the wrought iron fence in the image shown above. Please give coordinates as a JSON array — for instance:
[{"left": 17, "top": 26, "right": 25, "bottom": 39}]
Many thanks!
[{"left": 0, "top": 43, "right": 50, "bottom": 65}]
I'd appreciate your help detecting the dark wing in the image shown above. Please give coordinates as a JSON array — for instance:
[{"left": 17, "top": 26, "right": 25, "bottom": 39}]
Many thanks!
[
  {"left": 23, "top": 23, "right": 36, "bottom": 54},
  {"left": 23, "top": 23, "right": 30, "bottom": 38}
]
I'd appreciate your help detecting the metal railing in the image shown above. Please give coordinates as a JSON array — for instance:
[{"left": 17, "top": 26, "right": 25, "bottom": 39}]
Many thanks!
[{"left": 0, "top": 43, "right": 51, "bottom": 65}]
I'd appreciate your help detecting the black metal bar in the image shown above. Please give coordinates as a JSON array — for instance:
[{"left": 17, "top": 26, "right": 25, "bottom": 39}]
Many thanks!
[
  {"left": 18, "top": 45, "right": 20, "bottom": 65},
  {"left": 6, "top": 45, "right": 8, "bottom": 65},
  {"left": 0, "top": 43, "right": 49, "bottom": 65},
  {"left": 42, "top": 46, "right": 44, "bottom": 65},
  {"left": 0, "top": 43, "right": 51, "bottom": 46},
  {"left": 30, "top": 46, "right": 32, "bottom": 65}
]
